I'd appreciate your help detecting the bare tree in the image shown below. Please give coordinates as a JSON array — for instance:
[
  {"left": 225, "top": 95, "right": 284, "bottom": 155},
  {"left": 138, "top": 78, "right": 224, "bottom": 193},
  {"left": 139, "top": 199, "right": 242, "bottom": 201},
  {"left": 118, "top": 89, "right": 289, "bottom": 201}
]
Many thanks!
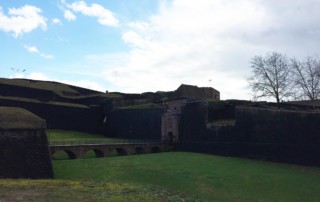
[
  {"left": 248, "top": 52, "right": 293, "bottom": 106},
  {"left": 291, "top": 56, "right": 320, "bottom": 107}
]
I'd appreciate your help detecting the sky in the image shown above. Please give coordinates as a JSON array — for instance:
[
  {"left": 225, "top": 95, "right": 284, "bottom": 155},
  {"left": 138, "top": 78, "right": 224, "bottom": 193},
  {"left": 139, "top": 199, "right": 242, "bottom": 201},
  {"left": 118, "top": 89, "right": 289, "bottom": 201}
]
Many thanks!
[{"left": 1, "top": 0, "right": 320, "bottom": 100}]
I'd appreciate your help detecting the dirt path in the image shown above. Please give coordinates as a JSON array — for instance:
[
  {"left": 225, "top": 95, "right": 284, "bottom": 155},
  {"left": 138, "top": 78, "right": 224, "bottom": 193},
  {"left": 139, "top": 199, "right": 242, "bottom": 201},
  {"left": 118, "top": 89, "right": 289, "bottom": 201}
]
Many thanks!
[{"left": 0, "top": 189, "right": 49, "bottom": 202}]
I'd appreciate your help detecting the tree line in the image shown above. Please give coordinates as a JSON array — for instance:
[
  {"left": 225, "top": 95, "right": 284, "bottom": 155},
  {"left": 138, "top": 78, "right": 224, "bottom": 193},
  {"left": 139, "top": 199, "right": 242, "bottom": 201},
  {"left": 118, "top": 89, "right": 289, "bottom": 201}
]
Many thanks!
[{"left": 248, "top": 52, "right": 320, "bottom": 107}]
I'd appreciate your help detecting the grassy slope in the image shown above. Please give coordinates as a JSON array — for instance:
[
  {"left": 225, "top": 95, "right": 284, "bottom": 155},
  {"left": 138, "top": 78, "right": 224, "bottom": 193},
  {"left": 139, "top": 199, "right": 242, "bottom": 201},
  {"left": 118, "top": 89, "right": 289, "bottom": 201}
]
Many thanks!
[
  {"left": 0, "top": 78, "right": 80, "bottom": 96},
  {"left": 0, "top": 78, "right": 120, "bottom": 99},
  {"left": 53, "top": 152, "right": 320, "bottom": 201}
]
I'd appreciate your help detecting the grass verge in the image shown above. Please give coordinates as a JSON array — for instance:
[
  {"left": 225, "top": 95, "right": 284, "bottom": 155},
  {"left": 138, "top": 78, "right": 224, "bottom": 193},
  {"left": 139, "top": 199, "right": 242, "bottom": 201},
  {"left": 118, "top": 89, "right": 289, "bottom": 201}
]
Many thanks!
[
  {"left": 47, "top": 130, "right": 152, "bottom": 146},
  {"left": 0, "top": 179, "right": 189, "bottom": 201},
  {"left": 47, "top": 130, "right": 107, "bottom": 141}
]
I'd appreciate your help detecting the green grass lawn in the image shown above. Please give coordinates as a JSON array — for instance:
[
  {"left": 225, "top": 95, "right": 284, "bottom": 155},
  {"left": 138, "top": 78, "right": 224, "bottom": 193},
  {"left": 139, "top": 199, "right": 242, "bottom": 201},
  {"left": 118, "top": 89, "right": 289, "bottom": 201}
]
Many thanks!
[
  {"left": 53, "top": 152, "right": 320, "bottom": 201},
  {"left": 1, "top": 152, "right": 319, "bottom": 201},
  {"left": 2, "top": 129, "right": 320, "bottom": 201},
  {"left": 47, "top": 130, "right": 151, "bottom": 146},
  {"left": 47, "top": 130, "right": 108, "bottom": 141}
]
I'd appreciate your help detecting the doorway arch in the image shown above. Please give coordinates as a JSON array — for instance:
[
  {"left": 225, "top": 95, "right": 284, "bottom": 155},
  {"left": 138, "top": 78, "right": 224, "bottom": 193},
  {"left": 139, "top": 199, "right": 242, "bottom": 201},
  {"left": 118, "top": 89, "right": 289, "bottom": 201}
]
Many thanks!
[{"left": 168, "top": 132, "right": 174, "bottom": 143}]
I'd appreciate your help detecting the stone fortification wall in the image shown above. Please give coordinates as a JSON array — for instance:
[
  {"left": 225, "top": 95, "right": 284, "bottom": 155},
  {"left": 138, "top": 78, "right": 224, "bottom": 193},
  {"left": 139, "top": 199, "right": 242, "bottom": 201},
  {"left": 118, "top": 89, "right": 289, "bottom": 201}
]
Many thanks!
[
  {"left": 207, "top": 100, "right": 250, "bottom": 122},
  {"left": 0, "top": 107, "right": 53, "bottom": 179},
  {"left": 230, "top": 107, "right": 320, "bottom": 165},
  {"left": 106, "top": 108, "right": 162, "bottom": 140},
  {"left": 235, "top": 107, "right": 320, "bottom": 145},
  {"left": 171, "top": 84, "right": 220, "bottom": 100},
  {"left": 0, "top": 83, "right": 58, "bottom": 102},
  {"left": 179, "top": 104, "right": 320, "bottom": 166},
  {"left": 179, "top": 101, "right": 208, "bottom": 143},
  {"left": 0, "top": 129, "right": 53, "bottom": 179},
  {"left": 0, "top": 98, "right": 104, "bottom": 133},
  {"left": 0, "top": 80, "right": 114, "bottom": 106}
]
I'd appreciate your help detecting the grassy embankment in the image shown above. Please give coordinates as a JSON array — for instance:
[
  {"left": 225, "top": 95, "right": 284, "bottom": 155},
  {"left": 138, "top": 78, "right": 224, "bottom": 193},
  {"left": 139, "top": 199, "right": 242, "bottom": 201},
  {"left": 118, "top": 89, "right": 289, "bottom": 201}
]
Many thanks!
[{"left": 1, "top": 130, "right": 319, "bottom": 201}]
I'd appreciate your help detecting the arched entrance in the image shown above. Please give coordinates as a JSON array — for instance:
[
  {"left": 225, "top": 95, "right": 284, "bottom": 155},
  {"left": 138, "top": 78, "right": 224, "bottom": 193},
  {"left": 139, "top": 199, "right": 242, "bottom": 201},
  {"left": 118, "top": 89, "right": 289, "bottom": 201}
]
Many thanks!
[
  {"left": 151, "top": 146, "right": 161, "bottom": 153},
  {"left": 135, "top": 147, "right": 146, "bottom": 154},
  {"left": 84, "top": 149, "right": 104, "bottom": 158},
  {"left": 116, "top": 148, "right": 128, "bottom": 156},
  {"left": 52, "top": 150, "right": 77, "bottom": 160},
  {"left": 168, "top": 132, "right": 174, "bottom": 143}
]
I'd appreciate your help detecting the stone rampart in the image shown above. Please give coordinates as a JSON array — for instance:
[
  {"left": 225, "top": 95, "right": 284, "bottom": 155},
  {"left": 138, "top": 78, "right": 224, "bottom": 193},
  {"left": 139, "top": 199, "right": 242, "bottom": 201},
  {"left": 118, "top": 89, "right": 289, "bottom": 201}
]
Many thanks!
[
  {"left": 0, "top": 98, "right": 104, "bottom": 133},
  {"left": 0, "top": 107, "right": 53, "bottom": 178},
  {"left": 179, "top": 105, "right": 320, "bottom": 166}
]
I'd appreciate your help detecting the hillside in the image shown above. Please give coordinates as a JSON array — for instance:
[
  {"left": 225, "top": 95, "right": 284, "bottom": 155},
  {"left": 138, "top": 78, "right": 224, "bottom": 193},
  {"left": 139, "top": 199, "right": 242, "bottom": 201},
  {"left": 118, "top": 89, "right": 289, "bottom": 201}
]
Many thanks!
[
  {"left": 0, "top": 78, "right": 121, "bottom": 106},
  {"left": 0, "top": 78, "right": 221, "bottom": 107}
]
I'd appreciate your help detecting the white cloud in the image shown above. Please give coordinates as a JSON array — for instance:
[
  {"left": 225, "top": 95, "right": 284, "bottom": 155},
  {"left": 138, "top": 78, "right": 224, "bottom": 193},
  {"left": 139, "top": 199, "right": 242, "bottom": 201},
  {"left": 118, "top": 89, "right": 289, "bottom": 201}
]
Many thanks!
[
  {"left": 10, "top": 72, "right": 49, "bottom": 80},
  {"left": 64, "top": 0, "right": 118, "bottom": 27},
  {"left": 52, "top": 18, "right": 62, "bottom": 25},
  {"left": 98, "top": 0, "right": 266, "bottom": 99},
  {"left": 24, "top": 45, "right": 54, "bottom": 59},
  {"left": 28, "top": 72, "right": 50, "bottom": 80},
  {"left": 39, "top": 53, "right": 55, "bottom": 59},
  {"left": 0, "top": 5, "right": 47, "bottom": 37},
  {"left": 24, "top": 45, "right": 39, "bottom": 53},
  {"left": 95, "top": 0, "right": 320, "bottom": 100},
  {"left": 63, "top": 9, "right": 76, "bottom": 21}
]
